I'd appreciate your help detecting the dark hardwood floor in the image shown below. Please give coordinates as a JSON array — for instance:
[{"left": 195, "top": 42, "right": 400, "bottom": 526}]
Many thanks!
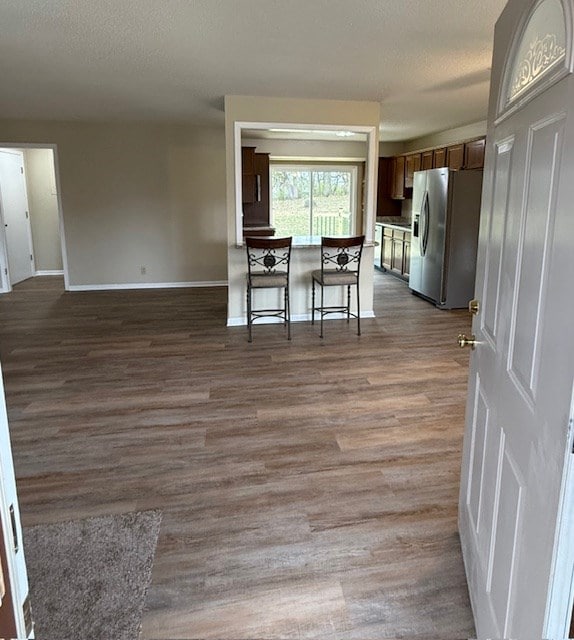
[{"left": 0, "top": 272, "right": 475, "bottom": 639}]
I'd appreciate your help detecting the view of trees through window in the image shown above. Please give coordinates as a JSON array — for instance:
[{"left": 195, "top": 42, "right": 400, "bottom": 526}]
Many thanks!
[{"left": 271, "top": 165, "right": 355, "bottom": 237}]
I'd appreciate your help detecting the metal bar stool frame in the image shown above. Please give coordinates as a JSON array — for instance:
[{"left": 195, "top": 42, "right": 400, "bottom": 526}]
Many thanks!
[
  {"left": 311, "top": 235, "right": 365, "bottom": 338},
  {"left": 245, "top": 236, "right": 292, "bottom": 343}
]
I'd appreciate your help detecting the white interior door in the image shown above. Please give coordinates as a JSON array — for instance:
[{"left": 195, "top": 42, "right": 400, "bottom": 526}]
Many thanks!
[
  {"left": 0, "top": 150, "right": 33, "bottom": 285},
  {"left": 0, "top": 360, "right": 30, "bottom": 637},
  {"left": 459, "top": 1, "right": 574, "bottom": 637}
]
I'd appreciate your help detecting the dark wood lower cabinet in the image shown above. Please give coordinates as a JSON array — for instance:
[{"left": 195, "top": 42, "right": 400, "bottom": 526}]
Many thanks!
[
  {"left": 381, "top": 227, "right": 393, "bottom": 270},
  {"left": 377, "top": 225, "right": 411, "bottom": 281},
  {"left": 403, "top": 237, "right": 411, "bottom": 278},
  {"left": 391, "top": 236, "right": 404, "bottom": 275}
]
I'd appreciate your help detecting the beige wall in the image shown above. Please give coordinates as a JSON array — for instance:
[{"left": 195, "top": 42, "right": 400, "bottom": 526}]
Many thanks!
[
  {"left": 225, "top": 96, "right": 380, "bottom": 324},
  {"left": 403, "top": 120, "right": 487, "bottom": 153},
  {"left": 378, "top": 140, "right": 406, "bottom": 156},
  {"left": 0, "top": 121, "right": 228, "bottom": 287},
  {"left": 23, "top": 148, "right": 63, "bottom": 272},
  {"left": 243, "top": 138, "right": 367, "bottom": 160}
]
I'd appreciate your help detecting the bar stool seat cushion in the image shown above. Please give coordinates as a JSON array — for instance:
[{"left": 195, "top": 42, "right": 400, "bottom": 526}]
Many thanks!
[
  {"left": 248, "top": 272, "right": 289, "bottom": 288},
  {"left": 311, "top": 269, "right": 358, "bottom": 286}
]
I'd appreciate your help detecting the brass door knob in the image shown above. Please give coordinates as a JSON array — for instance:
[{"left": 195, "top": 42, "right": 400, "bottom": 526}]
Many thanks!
[{"left": 458, "top": 333, "right": 477, "bottom": 349}]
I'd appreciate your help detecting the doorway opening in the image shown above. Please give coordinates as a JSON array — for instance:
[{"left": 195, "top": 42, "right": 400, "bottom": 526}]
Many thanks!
[{"left": 0, "top": 145, "right": 68, "bottom": 293}]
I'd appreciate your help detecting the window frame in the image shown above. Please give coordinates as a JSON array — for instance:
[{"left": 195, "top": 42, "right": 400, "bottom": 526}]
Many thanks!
[{"left": 269, "top": 162, "right": 360, "bottom": 238}]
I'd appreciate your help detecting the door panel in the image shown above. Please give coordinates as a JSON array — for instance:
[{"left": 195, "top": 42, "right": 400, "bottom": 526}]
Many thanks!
[
  {"left": 467, "top": 377, "right": 490, "bottom": 538},
  {"left": 482, "top": 139, "right": 513, "bottom": 345},
  {"left": 508, "top": 115, "right": 565, "bottom": 401},
  {"left": 459, "top": 73, "right": 574, "bottom": 638},
  {"left": 489, "top": 442, "right": 523, "bottom": 636}
]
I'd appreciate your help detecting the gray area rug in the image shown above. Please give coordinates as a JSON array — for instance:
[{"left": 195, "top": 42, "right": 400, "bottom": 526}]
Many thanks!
[{"left": 23, "top": 510, "right": 161, "bottom": 640}]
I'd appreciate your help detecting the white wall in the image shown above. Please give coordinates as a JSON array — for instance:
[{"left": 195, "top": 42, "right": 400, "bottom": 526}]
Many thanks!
[
  {"left": 23, "top": 149, "right": 62, "bottom": 272},
  {"left": 0, "top": 121, "right": 228, "bottom": 288}
]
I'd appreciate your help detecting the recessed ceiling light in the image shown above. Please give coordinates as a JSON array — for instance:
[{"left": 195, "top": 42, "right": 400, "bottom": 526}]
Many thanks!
[{"left": 267, "top": 128, "right": 356, "bottom": 136}]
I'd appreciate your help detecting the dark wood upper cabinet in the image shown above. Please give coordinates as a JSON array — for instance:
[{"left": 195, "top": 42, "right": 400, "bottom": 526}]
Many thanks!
[
  {"left": 433, "top": 147, "right": 447, "bottom": 168},
  {"left": 421, "top": 151, "right": 434, "bottom": 170},
  {"left": 447, "top": 144, "right": 465, "bottom": 170},
  {"left": 464, "top": 138, "right": 486, "bottom": 169},
  {"left": 377, "top": 157, "right": 402, "bottom": 215},
  {"left": 404, "top": 153, "right": 421, "bottom": 189},
  {"left": 391, "top": 155, "right": 406, "bottom": 200},
  {"left": 386, "top": 137, "right": 485, "bottom": 195},
  {"left": 242, "top": 147, "right": 256, "bottom": 204},
  {"left": 243, "top": 151, "right": 270, "bottom": 228}
]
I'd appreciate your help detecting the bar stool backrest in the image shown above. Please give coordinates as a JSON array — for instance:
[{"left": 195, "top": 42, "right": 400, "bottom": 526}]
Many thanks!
[{"left": 320, "top": 235, "right": 365, "bottom": 277}]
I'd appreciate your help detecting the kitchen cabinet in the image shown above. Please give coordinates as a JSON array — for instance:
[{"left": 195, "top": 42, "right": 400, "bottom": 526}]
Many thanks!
[
  {"left": 242, "top": 150, "right": 271, "bottom": 229},
  {"left": 403, "top": 233, "right": 411, "bottom": 278},
  {"left": 447, "top": 144, "right": 465, "bottom": 170},
  {"left": 388, "top": 136, "right": 485, "bottom": 203},
  {"left": 379, "top": 225, "right": 411, "bottom": 280},
  {"left": 242, "top": 147, "right": 256, "bottom": 204},
  {"left": 433, "top": 148, "right": 447, "bottom": 168},
  {"left": 404, "top": 153, "right": 421, "bottom": 189},
  {"left": 391, "top": 156, "right": 406, "bottom": 199},
  {"left": 381, "top": 226, "right": 393, "bottom": 270},
  {"left": 391, "top": 231, "right": 404, "bottom": 275},
  {"left": 464, "top": 138, "right": 486, "bottom": 169},
  {"left": 421, "top": 151, "right": 434, "bottom": 170},
  {"left": 377, "top": 158, "right": 401, "bottom": 215}
]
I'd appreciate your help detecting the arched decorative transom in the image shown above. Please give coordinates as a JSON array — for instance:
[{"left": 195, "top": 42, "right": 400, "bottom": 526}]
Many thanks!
[{"left": 503, "top": 0, "right": 570, "bottom": 111}]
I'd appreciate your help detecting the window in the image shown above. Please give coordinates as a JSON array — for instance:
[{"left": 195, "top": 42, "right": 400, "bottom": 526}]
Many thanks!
[
  {"left": 270, "top": 164, "right": 358, "bottom": 237},
  {"left": 504, "top": 0, "right": 567, "bottom": 109}
]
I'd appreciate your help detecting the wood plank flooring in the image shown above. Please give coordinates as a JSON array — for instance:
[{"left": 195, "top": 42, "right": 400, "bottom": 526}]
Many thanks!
[{"left": 0, "top": 273, "right": 475, "bottom": 639}]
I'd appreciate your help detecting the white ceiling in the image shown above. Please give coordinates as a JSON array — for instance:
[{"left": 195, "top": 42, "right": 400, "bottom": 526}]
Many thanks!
[{"left": 0, "top": 0, "right": 507, "bottom": 141}]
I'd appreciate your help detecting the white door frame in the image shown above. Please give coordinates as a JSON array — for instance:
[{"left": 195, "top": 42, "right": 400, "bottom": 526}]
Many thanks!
[
  {"left": 0, "top": 190, "right": 10, "bottom": 293},
  {"left": 544, "top": 381, "right": 574, "bottom": 638},
  {"left": 0, "top": 142, "right": 69, "bottom": 292},
  {"left": 0, "top": 149, "right": 36, "bottom": 288}
]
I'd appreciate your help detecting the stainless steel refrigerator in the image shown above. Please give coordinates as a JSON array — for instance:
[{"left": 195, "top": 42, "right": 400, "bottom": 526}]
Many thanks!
[{"left": 409, "top": 168, "right": 483, "bottom": 309}]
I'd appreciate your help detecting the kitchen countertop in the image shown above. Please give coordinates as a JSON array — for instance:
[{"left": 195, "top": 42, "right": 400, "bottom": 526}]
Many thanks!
[
  {"left": 376, "top": 217, "right": 412, "bottom": 231},
  {"left": 237, "top": 235, "right": 376, "bottom": 249}
]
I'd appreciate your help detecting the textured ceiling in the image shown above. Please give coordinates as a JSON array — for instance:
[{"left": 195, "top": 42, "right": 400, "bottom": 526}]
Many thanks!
[{"left": 0, "top": 0, "right": 507, "bottom": 141}]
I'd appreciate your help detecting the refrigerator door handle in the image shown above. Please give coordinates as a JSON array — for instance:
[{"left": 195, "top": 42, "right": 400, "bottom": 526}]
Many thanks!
[{"left": 421, "top": 191, "right": 430, "bottom": 256}]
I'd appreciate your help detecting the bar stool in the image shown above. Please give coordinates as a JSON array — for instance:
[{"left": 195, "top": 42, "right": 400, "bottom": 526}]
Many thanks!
[
  {"left": 245, "top": 236, "right": 292, "bottom": 343},
  {"left": 311, "top": 235, "right": 365, "bottom": 338}
]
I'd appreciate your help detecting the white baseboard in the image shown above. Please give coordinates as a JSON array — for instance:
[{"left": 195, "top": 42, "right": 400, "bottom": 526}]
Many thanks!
[
  {"left": 68, "top": 280, "right": 228, "bottom": 292},
  {"left": 35, "top": 270, "right": 64, "bottom": 276},
  {"left": 227, "top": 310, "right": 375, "bottom": 327}
]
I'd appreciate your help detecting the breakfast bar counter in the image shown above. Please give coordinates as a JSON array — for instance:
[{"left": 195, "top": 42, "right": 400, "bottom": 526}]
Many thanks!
[{"left": 227, "top": 239, "right": 375, "bottom": 327}]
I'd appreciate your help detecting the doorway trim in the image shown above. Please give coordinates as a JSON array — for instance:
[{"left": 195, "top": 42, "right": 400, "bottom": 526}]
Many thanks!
[
  {"left": 0, "top": 149, "right": 36, "bottom": 287},
  {"left": 543, "top": 381, "right": 574, "bottom": 637},
  {"left": 0, "top": 142, "right": 69, "bottom": 292}
]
